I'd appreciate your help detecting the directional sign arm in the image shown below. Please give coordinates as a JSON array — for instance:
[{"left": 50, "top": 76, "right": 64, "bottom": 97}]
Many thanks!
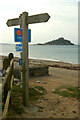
[
  {"left": 28, "top": 13, "right": 50, "bottom": 24},
  {"left": 6, "top": 13, "right": 50, "bottom": 26},
  {"left": 6, "top": 18, "right": 21, "bottom": 27}
]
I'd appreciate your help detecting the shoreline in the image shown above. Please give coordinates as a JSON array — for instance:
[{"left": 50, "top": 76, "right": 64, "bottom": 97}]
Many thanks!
[
  {"left": 0, "top": 55, "right": 79, "bottom": 64},
  {"left": 0, "top": 53, "right": 78, "bottom": 64},
  {"left": 29, "top": 58, "right": 79, "bottom": 70},
  {"left": 29, "top": 57, "right": 78, "bottom": 65},
  {"left": 0, "top": 55, "right": 79, "bottom": 70}
]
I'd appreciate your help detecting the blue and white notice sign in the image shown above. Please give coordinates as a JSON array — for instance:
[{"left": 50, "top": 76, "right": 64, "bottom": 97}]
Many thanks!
[
  {"left": 16, "top": 44, "right": 22, "bottom": 52},
  {"left": 14, "top": 28, "right": 31, "bottom": 42},
  {"left": 14, "top": 28, "right": 22, "bottom": 42},
  {"left": 19, "top": 59, "right": 22, "bottom": 65}
]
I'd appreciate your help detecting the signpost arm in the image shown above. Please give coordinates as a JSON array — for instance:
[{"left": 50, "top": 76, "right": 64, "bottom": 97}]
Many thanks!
[{"left": 22, "top": 12, "right": 29, "bottom": 106}]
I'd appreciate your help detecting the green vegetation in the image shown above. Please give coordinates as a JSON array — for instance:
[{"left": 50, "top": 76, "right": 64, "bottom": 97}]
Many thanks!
[
  {"left": 34, "top": 86, "right": 47, "bottom": 95},
  {"left": 29, "top": 87, "right": 43, "bottom": 101},
  {"left": 52, "top": 86, "right": 80, "bottom": 99},
  {"left": 35, "top": 86, "right": 45, "bottom": 90},
  {"left": 7, "top": 85, "right": 23, "bottom": 117},
  {"left": 7, "top": 85, "right": 46, "bottom": 117}
]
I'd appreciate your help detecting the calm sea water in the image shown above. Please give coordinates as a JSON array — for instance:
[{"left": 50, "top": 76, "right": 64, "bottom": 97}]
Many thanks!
[{"left": 0, "top": 44, "right": 78, "bottom": 64}]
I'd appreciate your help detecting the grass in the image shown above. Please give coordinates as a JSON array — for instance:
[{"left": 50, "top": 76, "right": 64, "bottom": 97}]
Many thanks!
[
  {"left": 7, "top": 85, "right": 46, "bottom": 118},
  {"left": 52, "top": 86, "right": 80, "bottom": 99},
  {"left": 29, "top": 87, "right": 43, "bottom": 101},
  {"left": 34, "top": 86, "right": 47, "bottom": 95},
  {"left": 7, "top": 85, "right": 23, "bottom": 117}
]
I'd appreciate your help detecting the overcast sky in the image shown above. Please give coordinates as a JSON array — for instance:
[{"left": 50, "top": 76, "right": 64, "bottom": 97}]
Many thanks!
[{"left": 0, "top": 0, "right": 78, "bottom": 44}]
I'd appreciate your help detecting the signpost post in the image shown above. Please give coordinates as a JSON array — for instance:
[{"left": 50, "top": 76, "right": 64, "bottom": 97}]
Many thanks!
[
  {"left": 22, "top": 12, "right": 29, "bottom": 106},
  {"left": 20, "top": 15, "right": 23, "bottom": 93},
  {"left": 6, "top": 12, "right": 50, "bottom": 107}
]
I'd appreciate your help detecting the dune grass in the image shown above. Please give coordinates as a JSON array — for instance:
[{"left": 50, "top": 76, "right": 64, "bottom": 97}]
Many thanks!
[{"left": 52, "top": 86, "right": 80, "bottom": 99}]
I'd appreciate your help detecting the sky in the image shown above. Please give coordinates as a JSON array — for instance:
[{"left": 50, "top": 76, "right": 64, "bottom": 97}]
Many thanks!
[{"left": 0, "top": 0, "right": 78, "bottom": 44}]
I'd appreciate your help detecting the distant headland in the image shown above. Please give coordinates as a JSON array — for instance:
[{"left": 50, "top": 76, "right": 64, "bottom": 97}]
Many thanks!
[{"left": 36, "top": 37, "right": 74, "bottom": 45}]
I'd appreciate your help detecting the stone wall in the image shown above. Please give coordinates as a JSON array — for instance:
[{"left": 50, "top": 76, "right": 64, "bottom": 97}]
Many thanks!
[
  {"left": 29, "top": 64, "right": 49, "bottom": 77},
  {"left": 14, "top": 61, "right": 49, "bottom": 79}
]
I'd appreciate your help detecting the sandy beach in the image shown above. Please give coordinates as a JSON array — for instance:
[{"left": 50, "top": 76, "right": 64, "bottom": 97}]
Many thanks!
[
  {"left": 27, "top": 60, "right": 79, "bottom": 118},
  {"left": 1, "top": 55, "right": 80, "bottom": 118}
]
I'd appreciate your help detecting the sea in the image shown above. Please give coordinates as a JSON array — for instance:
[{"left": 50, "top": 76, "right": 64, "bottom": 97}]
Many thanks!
[{"left": 0, "top": 44, "right": 79, "bottom": 64}]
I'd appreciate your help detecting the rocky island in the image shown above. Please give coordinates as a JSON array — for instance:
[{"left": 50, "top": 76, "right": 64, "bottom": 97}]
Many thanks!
[{"left": 37, "top": 37, "right": 74, "bottom": 45}]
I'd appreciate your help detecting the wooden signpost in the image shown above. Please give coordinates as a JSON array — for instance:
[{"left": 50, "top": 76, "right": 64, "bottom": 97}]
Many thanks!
[{"left": 6, "top": 12, "right": 50, "bottom": 107}]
